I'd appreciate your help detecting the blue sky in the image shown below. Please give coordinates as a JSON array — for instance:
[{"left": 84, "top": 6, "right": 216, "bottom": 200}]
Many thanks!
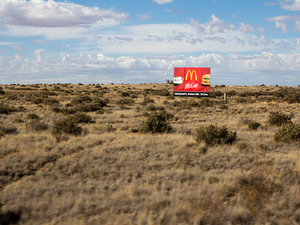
[{"left": 1, "top": 0, "right": 300, "bottom": 85}]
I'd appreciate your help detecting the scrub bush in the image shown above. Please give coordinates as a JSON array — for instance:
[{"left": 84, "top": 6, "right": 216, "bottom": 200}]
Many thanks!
[
  {"left": 116, "top": 98, "right": 135, "bottom": 105},
  {"left": 195, "top": 124, "right": 237, "bottom": 146},
  {"left": 247, "top": 121, "right": 261, "bottom": 130},
  {"left": 0, "top": 126, "right": 17, "bottom": 135},
  {"left": 51, "top": 117, "right": 82, "bottom": 136},
  {"left": 269, "top": 111, "right": 292, "bottom": 126},
  {"left": 0, "top": 87, "right": 5, "bottom": 95},
  {"left": 26, "top": 120, "right": 48, "bottom": 131},
  {"left": 71, "top": 112, "right": 93, "bottom": 124},
  {"left": 139, "top": 111, "right": 173, "bottom": 133},
  {"left": 274, "top": 123, "right": 300, "bottom": 143},
  {"left": 27, "top": 113, "right": 40, "bottom": 120},
  {"left": 71, "top": 95, "right": 92, "bottom": 104},
  {"left": 0, "top": 104, "right": 12, "bottom": 114}
]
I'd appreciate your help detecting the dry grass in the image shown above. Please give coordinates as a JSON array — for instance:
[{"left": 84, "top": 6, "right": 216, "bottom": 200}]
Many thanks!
[{"left": 0, "top": 83, "right": 300, "bottom": 224}]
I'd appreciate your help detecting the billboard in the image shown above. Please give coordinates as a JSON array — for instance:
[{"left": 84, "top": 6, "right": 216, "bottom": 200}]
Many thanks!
[{"left": 173, "top": 67, "right": 210, "bottom": 97}]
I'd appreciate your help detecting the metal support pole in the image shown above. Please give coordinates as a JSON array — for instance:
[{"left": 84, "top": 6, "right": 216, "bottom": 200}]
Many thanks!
[{"left": 224, "top": 93, "right": 227, "bottom": 101}]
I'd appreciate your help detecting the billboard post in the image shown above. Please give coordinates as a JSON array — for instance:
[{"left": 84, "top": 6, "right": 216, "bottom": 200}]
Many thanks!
[{"left": 173, "top": 67, "right": 210, "bottom": 97}]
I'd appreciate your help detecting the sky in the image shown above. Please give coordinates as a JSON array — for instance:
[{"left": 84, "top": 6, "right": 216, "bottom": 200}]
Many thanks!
[{"left": 1, "top": 0, "right": 300, "bottom": 85}]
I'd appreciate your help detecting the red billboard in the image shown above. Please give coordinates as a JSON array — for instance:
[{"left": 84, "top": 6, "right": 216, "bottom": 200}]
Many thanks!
[{"left": 173, "top": 67, "right": 210, "bottom": 97}]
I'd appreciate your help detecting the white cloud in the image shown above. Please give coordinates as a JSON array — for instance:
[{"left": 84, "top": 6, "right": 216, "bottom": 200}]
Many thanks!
[
  {"left": 62, "top": 43, "right": 70, "bottom": 48},
  {"left": 0, "top": 0, "right": 129, "bottom": 27},
  {"left": 152, "top": 0, "right": 173, "bottom": 5},
  {"left": 275, "top": 21, "right": 288, "bottom": 33},
  {"left": 33, "top": 40, "right": 49, "bottom": 44},
  {"left": 0, "top": 52, "right": 300, "bottom": 86},
  {"left": 0, "top": 0, "right": 129, "bottom": 40},
  {"left": 79, "top": 17, "right": 287, "bottom": 55},
  {"left": 165, "top": 9, "right": 182, "bottom": 13},
  {"left": 264, "top": 2, "right": 278, "bottom": 6},
  {"left": 137, "top": 14, "right": 152, "bottom": 20},
  {"left": 205, "top": 37, "right": 226, "bottom": 43},
  {"left": 238, "top": 23, "right": 255, "bottom": 33},
  {"left": 34, "top": 48, "right": 45, "bottom": 63},
  {"left": 280, "top": 0, "right": 300, "bottom": 11},
  {"left": 11, "top": 44, "right": 27, "bottom": 51},
  {"left": 0, "top": 52, "right": 4, "bottom": 55},
  {"left": 189, "top": 14, "right": 236, "bottom": 35},
  {"left": 268, "top": 14, "right": 300, "bottom": 33},
  {"left": 0, "top": 42, "right": 20, "bottom": 45},
  {"left": 294, "top": 37, "right": 300, "bottom": 46}
]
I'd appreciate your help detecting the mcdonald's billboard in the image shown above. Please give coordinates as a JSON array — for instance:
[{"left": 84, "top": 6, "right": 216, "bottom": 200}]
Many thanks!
[{"left": 173, "top": 67, "right": 210, "bottom": 97}]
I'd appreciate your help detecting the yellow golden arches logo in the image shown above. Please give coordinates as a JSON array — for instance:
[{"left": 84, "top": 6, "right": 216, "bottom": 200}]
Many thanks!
[{"left": 185, "top": 70, "right": 197, "bottom": 81}]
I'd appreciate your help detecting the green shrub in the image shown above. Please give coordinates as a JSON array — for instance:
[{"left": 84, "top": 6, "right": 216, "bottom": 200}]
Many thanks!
[
  {"left": 146, "top": 104, "right": 157, "bottom": 111},
  {"left": 236, "top": 97, "right": 247, "bottom": 103},
  {"left": 227, "top": 90, "right": 237, "bottom": 96},
  {"left": 71, "top": 112, "right": 93, "bottom": 124},
  {"left": 236, "top": 141, "right": 248, "bottom": 152},
  {"left": 247, "top": 121, "right": 261, "bottom": 130},
  {"left": 139, "top": 111, "right": 173, "bottom": 133},
  {"left": 116, "top": 98, "right": 135, "bottom": 105},
  {"left": 73, "top": 103, "right": 101, "bottom": 112},
  {"left": 71, "top": 95, "right": 92, "bottom": 105},
  {"left": 26, "top": 120, "right": 48, "bottom": 131},
  {"left": 145, "top": 88, "right": 170, "bottom": 96},
  {"left": 219, "top": 104, "right": 228, "bottom": 110},
  {"left": 51, "top": 106, "right": 61, "bottom": 113},
  {"left": 93, "top": 123, "right": 115, "bottom": 133},
  {"left": 199, "top": 98, "right": 214, "bottom": 107},
  {"left": 45, "top": 97, "right": 59, "bottom": 105},
  {"left": 269, "top": 111, "right": 292, "bottom": 126},
  {"left": 0, "top": 126, "right": 17, "bottom": 134},
  {"left": 51, "top": 117, "right": 82, "bottom": 136},
  {"left": 195, "top": 124, "right": 237, "bottom": 146},
  {"left": 4, "top": 93, "right": 18, "bottom": 100},
  {"left": 210, "top": 90, "right": 223, "bottom": 98},
  {"left": 121, "top": 92, "right": 130, "bottom": 97},
  {"left": 95, "top": 110, "right": 104, "bottom": 114},
  {"left": 155, "top": 89, "right": 170, "bottom": 96},
  {"left": 274, "top": 123, "right": 300, "bottom": 143},
  {"left": 60, "top": 108, "right": 76, "bottom": 115},
  {"left": 27, "top": 113, "right": 40, "bottom": 120},
  {"left": 166, "top": 95, "right": 175, "bottom": 100},
  {"left": 143, "top": 97, "right": 155, "bottom": 104},
  {"left": 13, "top": 118, "right": 24, "bottom": 123},
  {"left": 283, "top": 93, "right": 300, "bottom": 103},
  {"left": 0, "top": 103, "right": 12, "bottom": 114},
  {"left": 0, "top": 87, "right": 5, "bottom": 95},
  {"left": 31, "top": 97, "right": 44, "bottom": 104}
]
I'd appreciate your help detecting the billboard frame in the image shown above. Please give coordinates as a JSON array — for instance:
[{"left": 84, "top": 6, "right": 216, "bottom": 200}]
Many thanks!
[{"left": 173, "top": 67, "right": 210, "bottom": 98}]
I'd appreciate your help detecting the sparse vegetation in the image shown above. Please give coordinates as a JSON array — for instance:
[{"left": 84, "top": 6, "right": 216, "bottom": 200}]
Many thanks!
[{"left": 0, "top": 83, "right": 300, "bottom": 224}]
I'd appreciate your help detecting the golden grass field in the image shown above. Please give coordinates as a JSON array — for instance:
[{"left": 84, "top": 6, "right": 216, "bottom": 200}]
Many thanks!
[{"left": 0, "top": 83, "right": 300, "bottom": 225}]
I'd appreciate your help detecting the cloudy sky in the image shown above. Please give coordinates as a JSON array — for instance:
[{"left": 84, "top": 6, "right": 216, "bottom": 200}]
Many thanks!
[{"left": 1, "top": 0, "right": 300, "bottom": 85}]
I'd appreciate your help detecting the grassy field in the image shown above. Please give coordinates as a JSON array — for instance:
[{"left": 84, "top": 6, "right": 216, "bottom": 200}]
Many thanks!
[{"left": 0, "top": 83, "right": 300, "bottom": 224}]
